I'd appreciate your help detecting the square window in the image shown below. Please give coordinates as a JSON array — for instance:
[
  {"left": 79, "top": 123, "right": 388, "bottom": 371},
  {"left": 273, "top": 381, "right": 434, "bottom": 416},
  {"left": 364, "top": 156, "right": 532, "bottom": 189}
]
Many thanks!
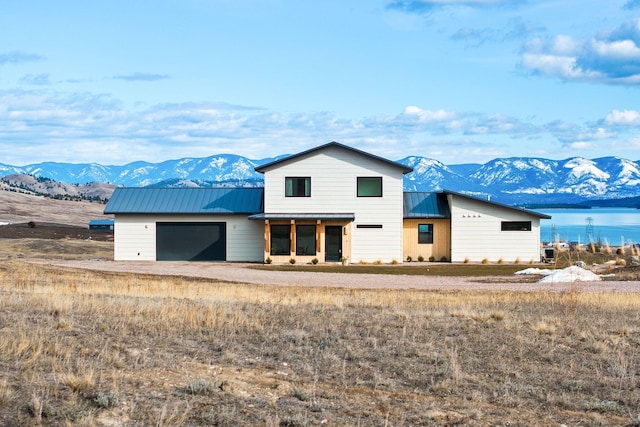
[
  {"left": 270, "top": 225, "right": 291, "bottom": 255},
  {"left": 357, "top": 177, "right": 382, "bottom": 197},
  {"left": 296, "top": 225, "right": 316, "bottom": 256},
  {"left": 285, "top": 177, "right": 311, "bottom": 197},
  {"left": 418, "top": 223, "right": 433, "bottom": 244}
]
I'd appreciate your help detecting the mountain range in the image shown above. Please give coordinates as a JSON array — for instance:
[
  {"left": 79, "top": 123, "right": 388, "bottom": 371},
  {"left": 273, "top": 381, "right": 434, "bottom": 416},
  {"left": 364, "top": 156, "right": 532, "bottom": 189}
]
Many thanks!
[{"left": 2, "top": 154, "right": 640, "bottom": 206}]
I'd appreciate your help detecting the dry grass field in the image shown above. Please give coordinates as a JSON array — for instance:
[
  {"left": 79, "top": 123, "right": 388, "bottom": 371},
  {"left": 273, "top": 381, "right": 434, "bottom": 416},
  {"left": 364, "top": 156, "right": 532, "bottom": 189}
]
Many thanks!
[
  {"left": 0, "top": 188, "right": 109, "bottom": 226},
  {"left": 2, "top": 250, "right": 640, "bottom": 426}
]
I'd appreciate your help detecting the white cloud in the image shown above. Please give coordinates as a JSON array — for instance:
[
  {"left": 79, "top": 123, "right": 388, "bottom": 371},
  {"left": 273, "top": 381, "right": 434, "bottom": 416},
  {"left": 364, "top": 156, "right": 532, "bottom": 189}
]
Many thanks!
[
  {"left": 521, "top": 53, "right": 599, "bottom": 80},
  {"left": 574, "top": 127, "right": 615, "bottom": 141},
  {"left": 591, "top": 39, "right": 640, "bottom": 59},
  {"left": 520, "top": 19, "right": 640, "bottom": 85},
  {"left": 404, "top": 106, "right": 456, "bottom": 122},
  {"left": 605, "top": 109, "right": 640, "bottom": 126},
  {"left": 564, "top": 141, "right": 598, "bottom": 150},
  {"left": 0, "top": 88, "right": 635, "bottom": 166},
  {"left": 551, "top": 35, "right": 581, "bottom": 55}
]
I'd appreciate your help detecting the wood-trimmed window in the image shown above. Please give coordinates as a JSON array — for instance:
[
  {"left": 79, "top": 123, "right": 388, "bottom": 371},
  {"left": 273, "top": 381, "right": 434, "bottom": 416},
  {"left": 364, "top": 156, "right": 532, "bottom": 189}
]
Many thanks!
[
  {"left": 418, "top": 223, "right": 433, "bottom": 244},
  {"left": 295, "top": 225, "right": 316, "bottom": 256},
  {"left": 501, "top": 221, "right": 532, "bottom": 231},
  {"left": 357, "top": 177, "right": 382, "bottom": 197},
  {"left": 285, "top": 177, "right": 311, "bottom": 197},
  {"left": 270, "top": 225, "right": 291, "bottom": 255}
]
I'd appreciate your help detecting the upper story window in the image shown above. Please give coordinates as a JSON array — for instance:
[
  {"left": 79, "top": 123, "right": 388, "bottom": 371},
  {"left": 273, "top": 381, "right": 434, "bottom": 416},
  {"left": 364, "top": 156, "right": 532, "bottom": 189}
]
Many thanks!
[
  {"left": 501, "top": 221, "right": 532, "bottom": 231},
  {"left": 357, "top": 177, "right": 382, "bottom": 197},
  {"left": 285, "top": 177, "right": 311, "bottom": 197}
]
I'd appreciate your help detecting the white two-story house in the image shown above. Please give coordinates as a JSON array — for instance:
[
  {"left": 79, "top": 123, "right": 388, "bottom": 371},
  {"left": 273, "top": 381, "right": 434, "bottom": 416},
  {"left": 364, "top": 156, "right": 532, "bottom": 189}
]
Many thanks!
[
  {"left": 251, "top": 142, "right": 412, "bottom": 263},
  {"left": 104, "top": 141, "right": 550, "bottom": 264}
]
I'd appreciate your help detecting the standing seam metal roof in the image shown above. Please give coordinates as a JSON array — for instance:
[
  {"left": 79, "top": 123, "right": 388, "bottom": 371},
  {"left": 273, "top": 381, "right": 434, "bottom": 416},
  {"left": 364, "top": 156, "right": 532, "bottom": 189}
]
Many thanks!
[
  {"left": 403, "top": 192, "right": 451, "bottom": 218},
  {"left": 103, "top": 187, "right": 264, "bottom": 214}
]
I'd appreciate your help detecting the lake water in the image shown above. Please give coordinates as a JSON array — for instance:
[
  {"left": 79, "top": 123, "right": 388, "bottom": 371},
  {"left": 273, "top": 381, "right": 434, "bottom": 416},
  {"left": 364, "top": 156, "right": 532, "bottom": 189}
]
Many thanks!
[{"left": 538, "top": 208, "right": 640, "bottom": 245}]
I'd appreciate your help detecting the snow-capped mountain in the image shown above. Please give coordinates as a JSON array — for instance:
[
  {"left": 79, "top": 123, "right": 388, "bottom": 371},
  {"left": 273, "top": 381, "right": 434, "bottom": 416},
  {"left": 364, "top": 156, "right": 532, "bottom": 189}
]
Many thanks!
[
  {"left": 400, "top": 156, "right": 483, "bottom": 193},
  {"left": 3, "top": 154, "right": 640, "bottom": 204}
]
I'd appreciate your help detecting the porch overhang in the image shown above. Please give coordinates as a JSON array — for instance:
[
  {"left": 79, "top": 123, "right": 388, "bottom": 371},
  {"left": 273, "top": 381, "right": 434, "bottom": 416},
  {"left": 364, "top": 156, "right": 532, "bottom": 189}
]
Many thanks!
[{"left": 248, "top": 213, "right": 355, "bottom": 221}]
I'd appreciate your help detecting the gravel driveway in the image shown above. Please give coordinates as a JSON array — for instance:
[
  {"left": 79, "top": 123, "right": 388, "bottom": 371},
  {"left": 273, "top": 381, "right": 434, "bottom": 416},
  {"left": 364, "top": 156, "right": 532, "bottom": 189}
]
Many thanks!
[{"left": 44, "top": 260, "right": 640, "bottom": 292}]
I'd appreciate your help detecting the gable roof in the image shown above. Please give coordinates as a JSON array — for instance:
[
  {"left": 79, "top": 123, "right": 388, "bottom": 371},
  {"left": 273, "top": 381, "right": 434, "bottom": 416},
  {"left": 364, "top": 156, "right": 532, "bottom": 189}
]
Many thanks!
[
  {"left": 254, "top": 141, "right": 414, "bottom": 174},
  {"left": 104, "top": 187, "right": 264, "bottom": 215},
  {"left": 403, "top": 192, "right": 451, "bottom": 218},
  {"left": 441, "top": 190, "right": 552, "bottom": 219}
]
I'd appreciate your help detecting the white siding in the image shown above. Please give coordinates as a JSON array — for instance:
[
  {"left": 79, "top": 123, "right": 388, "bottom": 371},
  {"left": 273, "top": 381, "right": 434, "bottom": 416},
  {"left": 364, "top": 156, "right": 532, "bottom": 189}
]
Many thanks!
[
  {"left": 114, "top": 215, "right": 156, "bottom": 261},
  {"left": 448, "top": 195, "right": 542, "bottom": 263},
  {"left": 263, "top": 146, "right": 405, "bottom": 263},
  {"left": 113, "top": 214, "right": 264, "bottom": 262}
]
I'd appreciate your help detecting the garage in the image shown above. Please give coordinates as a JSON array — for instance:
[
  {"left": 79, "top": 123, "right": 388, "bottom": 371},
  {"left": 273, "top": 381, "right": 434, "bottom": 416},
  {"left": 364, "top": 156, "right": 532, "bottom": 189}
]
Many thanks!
[{"left": 156, "top": 222, "right": 226, "bottom": 261}]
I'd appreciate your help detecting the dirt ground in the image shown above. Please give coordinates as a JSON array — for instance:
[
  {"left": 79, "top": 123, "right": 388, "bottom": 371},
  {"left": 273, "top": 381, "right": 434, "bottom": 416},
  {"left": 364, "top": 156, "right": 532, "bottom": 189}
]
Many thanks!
[
  {"left": 45, "top": 259, "right": 640, "bottom": 292},
  {"left": 0, "top": 222, "right": 113, "bottom": 241}
]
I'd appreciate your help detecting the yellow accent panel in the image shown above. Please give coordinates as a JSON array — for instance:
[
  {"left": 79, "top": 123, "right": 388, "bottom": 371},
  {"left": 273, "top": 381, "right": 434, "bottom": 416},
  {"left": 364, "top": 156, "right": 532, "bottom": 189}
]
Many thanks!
[{"left": 403, "top": 219, "right": 451, "bottom": 261}]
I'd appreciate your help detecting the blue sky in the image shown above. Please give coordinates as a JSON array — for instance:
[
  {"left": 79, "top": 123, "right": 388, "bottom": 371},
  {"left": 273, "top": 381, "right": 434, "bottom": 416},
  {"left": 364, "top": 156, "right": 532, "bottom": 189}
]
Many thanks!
[{"left": 1, "top": 0, "right": 639, "bottom": 166}]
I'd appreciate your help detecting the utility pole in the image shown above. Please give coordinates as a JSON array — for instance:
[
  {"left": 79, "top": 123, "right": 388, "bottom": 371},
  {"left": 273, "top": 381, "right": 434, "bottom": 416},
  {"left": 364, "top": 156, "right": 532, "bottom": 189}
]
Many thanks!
[{"left": 585, "top": 217, "right": 594, "bottom": 243}]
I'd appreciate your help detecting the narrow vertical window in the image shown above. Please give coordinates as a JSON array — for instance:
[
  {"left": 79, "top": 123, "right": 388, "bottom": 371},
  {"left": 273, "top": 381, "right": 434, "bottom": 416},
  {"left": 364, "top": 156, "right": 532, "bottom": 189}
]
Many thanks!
[
  {"left": 418, "top": 224, "right": 433, "bottom": 244},
  {"left": 357, "top": 177, "right": 382, "bottom": 197},
  {"left": 295, "top": 225, "right": 316, "bottom": 256},
  {"left": 270, "top": 225, "right": 291, "bottom": 255},
  {"left": 285, "top": 177, "right": 311, "bottom": 197}
]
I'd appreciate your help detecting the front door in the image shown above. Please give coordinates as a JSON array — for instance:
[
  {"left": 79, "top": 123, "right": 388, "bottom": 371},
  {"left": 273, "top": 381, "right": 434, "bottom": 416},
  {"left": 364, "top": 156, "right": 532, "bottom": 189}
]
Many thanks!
[{"left": 325, "top": 226, "right": 342, "bottom": 262}]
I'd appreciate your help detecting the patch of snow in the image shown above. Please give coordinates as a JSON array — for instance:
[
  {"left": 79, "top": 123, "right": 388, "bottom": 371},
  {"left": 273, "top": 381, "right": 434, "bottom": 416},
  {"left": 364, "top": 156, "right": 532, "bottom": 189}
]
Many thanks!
[
  {"left": 516, "top": 266, "right": 601, "bottom": 283},
  {"left": 515, "top": 268, "right": 555, "bottom": 276},
  {"left": 545, "top": 266, "right": 600, "bottom": 283},
  {"left": 563, "top": 158, "right": 609, "bottom": 180}
]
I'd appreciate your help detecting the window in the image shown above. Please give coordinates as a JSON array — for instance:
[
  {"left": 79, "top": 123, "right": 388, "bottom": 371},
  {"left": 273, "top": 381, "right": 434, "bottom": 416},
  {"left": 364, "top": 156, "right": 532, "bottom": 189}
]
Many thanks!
[
  {"left": 296, "top": 225, "right": 316, "bottom": 256},
  {"left": 285, "top": 177, "right": 311, "bottom": 197},
  {"left": 270, "top": 225, "right": 291, "bottom": 255},
  {"left": 501, "top": 221, "right": 532, "bottom": 231},
  {"left": 357, "top": 177, "right": 382, "bottom": 197},
  {"left": 356, "top": 224, "right": 383, "bottom": 229},
  {"left": 418, "top": 224, "right": 433, "bottom": 244}
]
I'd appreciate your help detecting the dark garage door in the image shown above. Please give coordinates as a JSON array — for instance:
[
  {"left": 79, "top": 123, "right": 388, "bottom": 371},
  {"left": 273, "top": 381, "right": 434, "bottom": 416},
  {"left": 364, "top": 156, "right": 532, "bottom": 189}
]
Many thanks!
[{"left": 156, "top": 222, "right": 226, "bottom": 261}]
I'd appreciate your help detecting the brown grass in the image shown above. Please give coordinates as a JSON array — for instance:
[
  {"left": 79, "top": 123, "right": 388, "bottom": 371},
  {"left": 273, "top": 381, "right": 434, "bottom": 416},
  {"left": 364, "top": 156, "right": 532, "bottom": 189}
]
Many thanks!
[
  {"left": 0, "top": 188, "right": 108, "bottom": 226},
  {"left": 1, "top": 260, "right": 640, "bottom": 425},
  {"left": 252, "top": 263, "right": 530, "bottom": 276},
  {"left": 0, "top": 238, "right": 113, "bottom": 261}
]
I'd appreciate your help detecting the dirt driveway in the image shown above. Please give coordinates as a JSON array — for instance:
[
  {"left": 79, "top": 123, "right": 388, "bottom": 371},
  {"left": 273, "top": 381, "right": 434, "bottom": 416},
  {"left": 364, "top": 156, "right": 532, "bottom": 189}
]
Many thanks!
[{"left": 44, "top": 260, "right": 640, "bottom": 292}]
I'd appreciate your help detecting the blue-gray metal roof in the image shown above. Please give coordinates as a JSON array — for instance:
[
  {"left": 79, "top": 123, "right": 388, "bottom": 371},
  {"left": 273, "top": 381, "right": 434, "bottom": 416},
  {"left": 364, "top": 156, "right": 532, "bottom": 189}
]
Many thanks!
[
  {"left": 89, "top": 219, "right": 114, "bottom": 226},
  {"left": 104, "top": 188, "right": 264, "bottom": 215},
  {"left": 249, "top": 213, "right": 355, "bottom": 221},
  {"left": 255, "top": 141, "right": 413, "bottom": 174},
  {"left": 403, "top": 192, "right": 451, "bottom": 218}
]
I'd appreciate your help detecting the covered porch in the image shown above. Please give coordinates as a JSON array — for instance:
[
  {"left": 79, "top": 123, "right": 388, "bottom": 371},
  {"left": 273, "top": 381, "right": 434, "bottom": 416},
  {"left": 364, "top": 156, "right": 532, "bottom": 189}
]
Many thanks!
[{"left": 249, "top": 213, "right": 354, "bottom": 264}]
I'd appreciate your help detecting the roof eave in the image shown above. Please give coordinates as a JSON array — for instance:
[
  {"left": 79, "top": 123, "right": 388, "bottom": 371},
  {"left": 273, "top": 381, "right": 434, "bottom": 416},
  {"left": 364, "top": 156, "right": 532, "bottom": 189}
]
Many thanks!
[
  {"left": 440, "top": 190, "right": 552, "bottom": 219},
  {"left": 254, "top": 141, "right": 413, "bottom": 174}
]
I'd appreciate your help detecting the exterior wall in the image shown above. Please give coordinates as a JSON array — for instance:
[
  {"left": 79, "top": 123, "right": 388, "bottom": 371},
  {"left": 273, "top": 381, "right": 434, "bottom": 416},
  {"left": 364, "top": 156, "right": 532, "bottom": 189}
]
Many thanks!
[
  {"left": 403, "top": 219, "right": 451, "bottom": 261},
  {"left": 448, "top": 195, "right": 542, "bottom": 263},
  {"left": 263, "top": 220, "right": 352, "bottom": 264},
  {"left": 262, "top": 146, "right": 405, "bottom": 263},
  {"left": 113, "top": 214, "right": 264, "bottom": 262}
]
